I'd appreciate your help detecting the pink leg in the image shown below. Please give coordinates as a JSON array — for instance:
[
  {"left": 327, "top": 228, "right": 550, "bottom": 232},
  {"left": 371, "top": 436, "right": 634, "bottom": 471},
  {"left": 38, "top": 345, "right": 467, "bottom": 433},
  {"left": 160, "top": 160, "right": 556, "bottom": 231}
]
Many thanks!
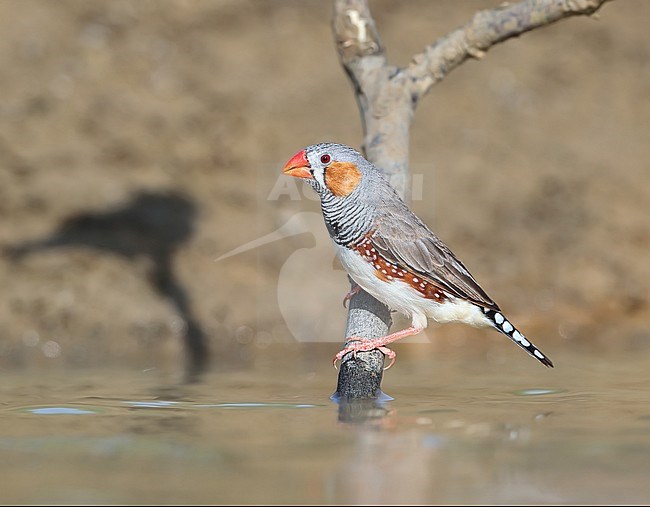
[
  {"left": 342, "top": 285, "right": 362, "bottom": 308},
  {"left": 333, "top": 326, "right": 424, "bottom": 370}
]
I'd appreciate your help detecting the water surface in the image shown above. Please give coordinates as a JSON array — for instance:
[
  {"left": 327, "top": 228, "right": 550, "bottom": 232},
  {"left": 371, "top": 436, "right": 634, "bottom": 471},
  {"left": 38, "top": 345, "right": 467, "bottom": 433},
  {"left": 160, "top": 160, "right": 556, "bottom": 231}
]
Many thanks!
[{"left": 1, "top": 345, "right": 649, "bottom": 504}]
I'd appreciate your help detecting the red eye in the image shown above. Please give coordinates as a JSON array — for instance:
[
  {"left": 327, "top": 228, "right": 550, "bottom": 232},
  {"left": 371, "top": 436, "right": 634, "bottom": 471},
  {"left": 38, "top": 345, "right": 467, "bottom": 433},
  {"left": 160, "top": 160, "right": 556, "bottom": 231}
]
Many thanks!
[{"left": 320, "top": 154, "right": 331, "bottom": 164}]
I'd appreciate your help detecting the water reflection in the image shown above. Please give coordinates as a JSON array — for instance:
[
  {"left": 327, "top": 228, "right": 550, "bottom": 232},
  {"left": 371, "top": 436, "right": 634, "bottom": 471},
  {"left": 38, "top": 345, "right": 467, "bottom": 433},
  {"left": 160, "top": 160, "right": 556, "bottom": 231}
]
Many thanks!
[
  {"left": 335, "top": 397, "right": 392, "bottom": 426},
  {"left": 1, "top": 348, "right": 650, "bottom": 503},
  {"left": 18, "top": 406, "right": 100, "bottom": 415},
  {"left": 514, "top": 388, "right": 565, "bottom": 396}
]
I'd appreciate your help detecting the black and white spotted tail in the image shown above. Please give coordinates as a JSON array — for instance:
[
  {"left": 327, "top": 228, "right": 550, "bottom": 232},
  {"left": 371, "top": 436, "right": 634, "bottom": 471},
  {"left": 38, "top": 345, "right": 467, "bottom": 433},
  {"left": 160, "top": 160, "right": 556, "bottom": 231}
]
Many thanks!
[{"left": 482, "top": 307, "right": 554, "bottom": 368}]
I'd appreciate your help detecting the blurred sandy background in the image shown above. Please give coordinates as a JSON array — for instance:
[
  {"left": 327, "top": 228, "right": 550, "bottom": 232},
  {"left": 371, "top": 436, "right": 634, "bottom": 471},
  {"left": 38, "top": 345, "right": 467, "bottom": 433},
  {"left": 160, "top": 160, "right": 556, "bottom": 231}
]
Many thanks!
[{"left": 0, "top": 0, "right": 647, "bottom": 375}]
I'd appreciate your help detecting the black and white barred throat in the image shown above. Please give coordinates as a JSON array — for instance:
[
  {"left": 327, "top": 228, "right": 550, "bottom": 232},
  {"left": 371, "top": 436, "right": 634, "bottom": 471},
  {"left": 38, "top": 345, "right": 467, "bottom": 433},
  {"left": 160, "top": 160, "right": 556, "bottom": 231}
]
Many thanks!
[{"left": 319, "top": 190, "right": 373, "bottom": 246}]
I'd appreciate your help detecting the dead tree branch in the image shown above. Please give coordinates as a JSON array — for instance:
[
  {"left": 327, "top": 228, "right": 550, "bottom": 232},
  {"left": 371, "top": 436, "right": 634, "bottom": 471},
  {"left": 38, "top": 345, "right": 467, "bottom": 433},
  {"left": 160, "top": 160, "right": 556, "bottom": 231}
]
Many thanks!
[
  {"left": 332, "top": 0, "right": 611, "bottom": 399},
  {"left": 407, "top": 0, "right": 610, "bottom": 102}
]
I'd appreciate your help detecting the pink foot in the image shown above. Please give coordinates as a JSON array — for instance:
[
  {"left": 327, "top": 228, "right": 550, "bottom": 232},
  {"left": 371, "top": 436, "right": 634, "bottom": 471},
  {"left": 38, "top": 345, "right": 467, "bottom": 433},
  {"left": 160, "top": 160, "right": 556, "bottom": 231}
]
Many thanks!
[
  {"left": 333, "top": 337, "right": 396, "bottom": 370},
  {"left": 332, "top": 326, "right": 423, "bottom": 370},
  {"left": 342, "top": 285, "right": 362, "bottom": 308}
]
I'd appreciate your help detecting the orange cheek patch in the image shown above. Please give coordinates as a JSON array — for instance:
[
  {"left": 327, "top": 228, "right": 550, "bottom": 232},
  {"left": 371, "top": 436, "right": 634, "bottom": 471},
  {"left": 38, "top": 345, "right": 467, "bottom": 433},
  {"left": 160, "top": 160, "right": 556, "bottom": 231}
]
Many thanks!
[{"left": 324, "top": 162, "right": 362, "bottom": 197}]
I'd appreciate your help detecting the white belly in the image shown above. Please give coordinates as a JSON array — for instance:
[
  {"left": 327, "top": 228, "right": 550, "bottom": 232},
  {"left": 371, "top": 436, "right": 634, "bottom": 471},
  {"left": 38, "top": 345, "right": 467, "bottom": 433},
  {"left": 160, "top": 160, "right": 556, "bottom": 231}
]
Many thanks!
[{"left": 336, "top": 244, "right": 490, "bottom": 330}]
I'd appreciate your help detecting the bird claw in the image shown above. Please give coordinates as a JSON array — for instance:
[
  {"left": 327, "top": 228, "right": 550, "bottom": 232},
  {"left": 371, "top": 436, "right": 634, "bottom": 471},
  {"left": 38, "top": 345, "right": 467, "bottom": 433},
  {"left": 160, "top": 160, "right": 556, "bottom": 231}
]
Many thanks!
[
  {"left": 332, "top": 337, "right": 362, "bottom": 369},
  {"left": 378, "top": 346, "right": 396, "bottom": 370},
  {"left": 332, "top": 337, "right": 396, "bottom": 370},
  {"left": 342, "top": 285, "right": 362, "bottom": 308}
]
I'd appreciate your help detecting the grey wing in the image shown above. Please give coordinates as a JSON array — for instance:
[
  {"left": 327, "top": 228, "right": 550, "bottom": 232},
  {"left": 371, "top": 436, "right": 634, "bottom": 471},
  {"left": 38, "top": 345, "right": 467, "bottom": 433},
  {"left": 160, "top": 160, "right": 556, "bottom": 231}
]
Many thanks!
[{"left": 371, "top": 208, "right": 500, "bottom": 311}]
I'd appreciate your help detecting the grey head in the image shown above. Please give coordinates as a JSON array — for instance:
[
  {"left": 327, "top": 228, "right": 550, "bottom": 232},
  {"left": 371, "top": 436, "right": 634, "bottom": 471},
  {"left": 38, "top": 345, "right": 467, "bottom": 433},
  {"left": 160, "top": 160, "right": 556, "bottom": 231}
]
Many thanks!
[{"left": 282, "top": 142, "right": 402, "bottom": 245}]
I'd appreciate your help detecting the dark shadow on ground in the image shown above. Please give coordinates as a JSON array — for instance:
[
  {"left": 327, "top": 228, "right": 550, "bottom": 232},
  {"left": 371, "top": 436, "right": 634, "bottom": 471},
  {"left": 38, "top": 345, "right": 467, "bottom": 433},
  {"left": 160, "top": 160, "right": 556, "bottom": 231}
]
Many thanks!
[{"left": 5, "top": 191, "right": 209, "bottom": 381}]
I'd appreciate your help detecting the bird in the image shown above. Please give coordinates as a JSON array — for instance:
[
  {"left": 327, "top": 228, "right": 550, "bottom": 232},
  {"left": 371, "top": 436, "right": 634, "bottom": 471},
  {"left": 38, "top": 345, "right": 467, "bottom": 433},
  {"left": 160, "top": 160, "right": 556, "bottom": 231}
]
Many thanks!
[{"left": 281, "top": 142, "right": 553, "bottom": 369}]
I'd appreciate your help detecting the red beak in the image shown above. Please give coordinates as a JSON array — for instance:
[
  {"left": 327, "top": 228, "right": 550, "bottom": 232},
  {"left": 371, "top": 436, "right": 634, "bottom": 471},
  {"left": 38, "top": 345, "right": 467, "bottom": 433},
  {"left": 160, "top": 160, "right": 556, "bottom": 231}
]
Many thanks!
[{"left": 282, "top": 149, "right": 312, "bottom": 179}]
